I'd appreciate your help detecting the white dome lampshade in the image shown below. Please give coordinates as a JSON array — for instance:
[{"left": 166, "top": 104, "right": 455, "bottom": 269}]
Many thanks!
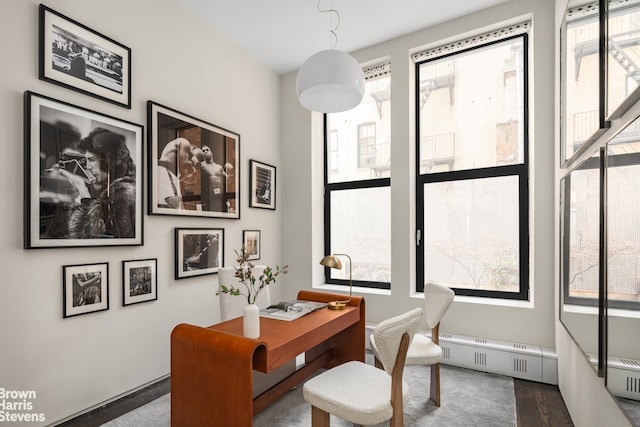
[{"left": 296, "top": 49, "right": 365, "bottom": 113}]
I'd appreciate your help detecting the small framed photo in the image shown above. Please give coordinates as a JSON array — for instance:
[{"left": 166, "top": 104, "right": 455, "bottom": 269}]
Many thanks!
[
  {"left": 175, "top": 228, "right": 224, "bottom": 280},
  {"left": 39, "top": 4, "right": 131, "bottom": 108},
  {"left": 24, "top": 91, "right": 143, "bottom": 248},
  {"left": 249, "top": 160, "right": 276, "bottom": 210},
  {"left": 243, "top": 230, "right": 261, "bottom": 261},
  {"left": 63, "top": 262, "right": 109, "bottom": 318},
  {"left": 148, "top": 101, "right": 240, "bottom": 219},
  {"left": 122, "top": 259, "right": 158, "bottom": 306}
]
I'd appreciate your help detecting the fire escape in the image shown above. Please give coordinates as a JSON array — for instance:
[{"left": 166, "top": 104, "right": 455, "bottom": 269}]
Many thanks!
[
  {"left": 573, "top": 35, "right": 640, "bottom": 151},
  {"left": 419, "top": 62, "right": 456, "bottom": 172}
]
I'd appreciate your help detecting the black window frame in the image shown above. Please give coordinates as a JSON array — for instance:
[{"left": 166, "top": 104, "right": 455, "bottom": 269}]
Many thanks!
[
  {"left": 323, "top": 115, "right": 391, "bottom": 290},
  {"left": 415, "top": 32, "right": 530, "bottom": 300}
]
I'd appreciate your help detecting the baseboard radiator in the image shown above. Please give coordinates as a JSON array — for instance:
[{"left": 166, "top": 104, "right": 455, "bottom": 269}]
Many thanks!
[
  {"left": 586, "top": 353, "right": 640, "bottom": 400},
  {"left": 365, "top": 324, "right": 558, "bottom": 385}
]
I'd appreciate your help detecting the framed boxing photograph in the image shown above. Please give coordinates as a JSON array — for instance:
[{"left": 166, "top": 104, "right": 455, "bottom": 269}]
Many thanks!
[
  {"left": 39, "top": 4, "right": 131, "bottom": 108},
  {"left": 24, "top": 91, "right": 143, "bottom": 249},
  {"left": 63, "top": 262, "right": 109, "bottom": 318},
  {"left": 148, "top": 101, "right": 240, "bottom": 219},
  {"left": 175, "top": 227, "right": 225, "bottom": 280}
]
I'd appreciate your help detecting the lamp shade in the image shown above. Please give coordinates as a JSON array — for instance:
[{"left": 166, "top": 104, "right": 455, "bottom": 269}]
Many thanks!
[
  {"left": 296, "top": 49, "right": 365, "bottom": 113},
  {"left": 319, "top": 255, "right": 343, "bottom": 270}
]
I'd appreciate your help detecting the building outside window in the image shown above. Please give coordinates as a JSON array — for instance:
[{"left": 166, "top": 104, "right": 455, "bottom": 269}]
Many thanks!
[{"left": 358, "top": 122, "right": 376, "bottom": 168}]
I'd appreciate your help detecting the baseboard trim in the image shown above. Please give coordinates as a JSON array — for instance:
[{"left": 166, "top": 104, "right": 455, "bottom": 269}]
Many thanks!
[{"left": 50, "top": 374, "right": 170, "bottom": 426}]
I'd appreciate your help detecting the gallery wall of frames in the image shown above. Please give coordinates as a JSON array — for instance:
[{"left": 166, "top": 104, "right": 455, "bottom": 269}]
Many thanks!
[
  {"left": 560, "top": 1, "right": 640, "bottom": 424},
  {"left": 29, "top": 4, "right": 273, "bottom": 317}
]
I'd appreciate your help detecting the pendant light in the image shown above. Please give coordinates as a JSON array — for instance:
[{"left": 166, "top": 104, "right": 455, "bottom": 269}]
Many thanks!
[{"left": 296, "top": 1, "right": 364, "bottom": 113}]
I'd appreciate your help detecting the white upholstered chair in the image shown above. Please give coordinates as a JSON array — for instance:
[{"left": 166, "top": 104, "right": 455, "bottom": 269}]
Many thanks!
[
  {"left": 303, "top": 307, "right": 423, "bottom": 427},
  {"left": 217, "top": 266, "right": 297, "bottom": 398},
  {"left": 370, "top": 281, "right": 455, "bottom": 407}
]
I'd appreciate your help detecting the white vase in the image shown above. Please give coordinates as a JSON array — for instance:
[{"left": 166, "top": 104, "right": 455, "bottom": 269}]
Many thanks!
[{"left": 243, "top": 303, "right": 260, "bottom": 338}]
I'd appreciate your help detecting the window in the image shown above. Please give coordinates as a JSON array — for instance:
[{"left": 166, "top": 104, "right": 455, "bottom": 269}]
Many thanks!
[
  {"left": 324, "top": 62, "right": 391, "bottom": 289},
  {"left": 414, "top": 24, "right": 530, "bottom": 299},
  {"left": 358, "top": 123, "right": 376, "bottom": 168}
]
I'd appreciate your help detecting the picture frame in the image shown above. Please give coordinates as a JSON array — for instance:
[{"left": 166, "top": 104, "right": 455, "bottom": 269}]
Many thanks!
[
  {"left": 148, "top": 101, "right": 240, "bottom": 219},
  {"left": 24, "top": 91, "right": 143, "bottom": 249},
  {"left": 39, "top": 4, "right": 131, "bottom": 108},
  {"left": 243, "top": 230, "right": 261, "bottom": 260},
  {"left": 63, "top": 262, "right": 109, "bottom": 318},
  {"left": 175, "top": 228, "right": 224, "bottom": 280},
  {"left": 122, "top": 258, "right": 158, "bottom": 306},
  {"left": 249, "top": 160, "right": 276, "bottom": 210}
]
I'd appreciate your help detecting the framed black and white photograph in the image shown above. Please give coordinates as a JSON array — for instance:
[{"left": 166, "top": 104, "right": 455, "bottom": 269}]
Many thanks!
[
  {"left": 123, "top": 258, "right": 157, "bottom": 306},
  {"left": 249, "top": 160, "right": 276, "bottom": 210},
  {"left": 243, "top": 230, "right": 261, "bottom": 261},
  {"left": 148, "top": 101, "right": 240, "bottom": 219},
  {"left": 175, "top": 228, "right": 224, "bottom": 280},
  {"left": 39, "top": 4, "right": 131, "bottom": 108},
  {"left": 24, "top": 91, "right": 143, "bottom": 249},
  {"left": 63, "top": 262, "right": 109, "bottom": 318}
]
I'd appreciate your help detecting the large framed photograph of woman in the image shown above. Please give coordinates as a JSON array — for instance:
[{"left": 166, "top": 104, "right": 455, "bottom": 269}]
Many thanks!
[
  {"left": 24, "top": 91, "right": 143, "bottom": 248},
  {"left": 39, "top": 4, "right": 131, "bottom": 108},
  {"left": 148, "top": 101, "right": 240, "bottom": 219},
  {"left": 175, "top": 228, "right": 224, "bottom": 280},
  {"left": 63, "top": 262, "right": 109, "bottom": 318}
]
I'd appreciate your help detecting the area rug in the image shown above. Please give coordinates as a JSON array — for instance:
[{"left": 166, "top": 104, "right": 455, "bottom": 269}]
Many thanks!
[{"left": 102, "top": 355, "right": 516, "bottom": 427}]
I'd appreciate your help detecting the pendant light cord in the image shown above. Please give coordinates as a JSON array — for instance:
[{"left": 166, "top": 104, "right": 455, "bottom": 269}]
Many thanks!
[{"left": 317, "top": 0, "right": 339, "bottom": 49}]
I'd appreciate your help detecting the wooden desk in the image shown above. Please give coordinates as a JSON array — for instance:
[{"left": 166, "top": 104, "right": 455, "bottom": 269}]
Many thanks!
[{"left": 170, "top": 290, "right": 365, "bottom": 426}]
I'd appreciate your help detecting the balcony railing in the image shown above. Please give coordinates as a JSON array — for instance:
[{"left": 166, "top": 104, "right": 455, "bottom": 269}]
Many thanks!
[{"left": 421, "top": 132, "right": 455, "bottom": 172}]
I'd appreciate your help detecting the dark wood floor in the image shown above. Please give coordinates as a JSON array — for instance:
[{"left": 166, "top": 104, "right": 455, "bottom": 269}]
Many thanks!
[
  {"left": 515, "top": 379, "right": 574, "bottom": 427},
  {"left": 57, "top": 376, "right": 573, "bottom": 427},
  {"left": 57, "top": 378, "right": 170, "bottom": 427}
]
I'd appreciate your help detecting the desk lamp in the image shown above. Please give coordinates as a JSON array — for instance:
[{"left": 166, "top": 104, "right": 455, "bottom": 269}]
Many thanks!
[{"left": 319, "top": 253, "right": 352, "bottom": 310}]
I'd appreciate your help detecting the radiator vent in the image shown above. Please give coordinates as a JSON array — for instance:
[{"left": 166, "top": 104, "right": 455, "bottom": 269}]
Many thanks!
[
  {"left": 514, "top": 358, "right": 528, "bottom": 373},
  {"left": 440, "top": 333, "right": 452, "bottom": 340},
  {"left": 593, "top": 355, "right": 640, "bottom": 399},
  {"left": 621, "top": 359, "right": 640, "bottom": 368},
  {"left": 474, "top": 352, "right": 487, "bottom": 366},
  {"left": 442, "top": 345, "right": 451, "bottom": 360},
  {"left": 627, "top": 376, "right": 640, "bottom": 394},
  {"left": 514, "top": 343, "right": 527, "bottom": 351},
  {"left": 475, "top": 338, "right": 487, "bottom": 345}
]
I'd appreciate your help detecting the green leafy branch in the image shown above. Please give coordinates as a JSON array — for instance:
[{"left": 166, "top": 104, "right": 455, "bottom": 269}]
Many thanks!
[{"left": 216, "top": 248, "right": 288, "bottom": 304}]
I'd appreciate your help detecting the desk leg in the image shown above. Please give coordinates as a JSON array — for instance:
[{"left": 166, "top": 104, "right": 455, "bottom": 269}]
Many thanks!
[
  {"left": 171, "top": 324, "right": 257, "bottom": 426},
  {"left": 298, "top": 291, "right": 366, "bottom": 368}
]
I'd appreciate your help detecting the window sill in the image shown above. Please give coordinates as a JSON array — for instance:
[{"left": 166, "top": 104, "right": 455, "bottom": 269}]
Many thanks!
[
  {"left": 417, "top": 293, "right": 534, "bottom": 309},
  {"left": 313, "top": 283, "right": 391, "bottom": 297}
]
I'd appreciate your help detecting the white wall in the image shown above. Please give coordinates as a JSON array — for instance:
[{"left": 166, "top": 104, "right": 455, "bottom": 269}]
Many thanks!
[{"left": 0, "top": 0, "right": 284, "bottom": 425}]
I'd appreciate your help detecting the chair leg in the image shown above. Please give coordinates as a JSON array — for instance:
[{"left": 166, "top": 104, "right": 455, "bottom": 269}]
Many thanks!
[
  {"left": 390, "top": 412, "right": 404, "bottom": 427},
  {"left": 311, "top": 406, "right": 330, "bottom": 426},
  {"left": 430, "top": 363, "right": 441, "bottom": 407},
  {"left": 374, "top": 356, "right": 383, "bottom": 369}
]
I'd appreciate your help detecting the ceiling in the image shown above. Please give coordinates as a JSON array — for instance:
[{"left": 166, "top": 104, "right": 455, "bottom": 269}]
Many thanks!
[{"left": 176, "top": 0, "right": 510, "bottom": 75}]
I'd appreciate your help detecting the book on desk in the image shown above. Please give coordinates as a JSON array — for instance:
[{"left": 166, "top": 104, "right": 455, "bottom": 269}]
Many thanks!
[{"left": 259, "top": 300, "right": 328, "bottom": 321}]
